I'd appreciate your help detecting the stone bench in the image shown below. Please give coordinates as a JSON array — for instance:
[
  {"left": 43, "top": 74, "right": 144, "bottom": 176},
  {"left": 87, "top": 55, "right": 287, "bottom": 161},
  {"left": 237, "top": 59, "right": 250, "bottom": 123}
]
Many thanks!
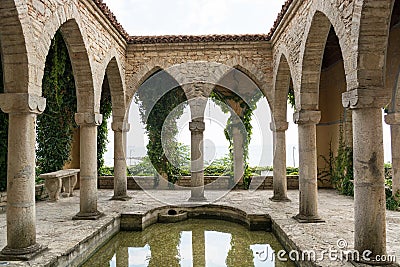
[{"left": 40, "top": 169, "right": 79, "bottom": 201}]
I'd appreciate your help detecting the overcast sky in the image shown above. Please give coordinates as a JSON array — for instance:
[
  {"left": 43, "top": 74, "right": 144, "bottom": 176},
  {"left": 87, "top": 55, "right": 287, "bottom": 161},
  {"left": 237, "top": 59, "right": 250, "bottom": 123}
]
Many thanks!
[
  {"left": 101, "top": 0, "right": 391, "bottom": 167},
  {"left": 103, "top": 0, "right": 286, "bottom": 36}
]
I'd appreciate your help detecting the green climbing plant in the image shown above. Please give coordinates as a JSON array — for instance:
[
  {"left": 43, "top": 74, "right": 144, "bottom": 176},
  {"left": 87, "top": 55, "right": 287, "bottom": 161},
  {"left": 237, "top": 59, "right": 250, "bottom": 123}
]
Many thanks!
[
  {"left": 211, "top": 88, "right": 262, "bottom": 189},
  {"left": 135, "top": 71, "right": 187, "bottom": 184},
  {"left": 0, "top": 52, "right": 8, "bottom": 191},
  {"left": 97, "top": 78, "right": 112, "bottom": 172},
  {"left": 36, "top": 31, "right": 77, "bottom": 174}
]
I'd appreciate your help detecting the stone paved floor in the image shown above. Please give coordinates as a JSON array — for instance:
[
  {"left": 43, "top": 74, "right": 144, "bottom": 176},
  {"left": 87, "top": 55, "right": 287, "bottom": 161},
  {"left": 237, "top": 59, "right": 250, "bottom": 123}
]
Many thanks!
[{"left": 0, "top": 189, "right": 399, "bottom": 266}]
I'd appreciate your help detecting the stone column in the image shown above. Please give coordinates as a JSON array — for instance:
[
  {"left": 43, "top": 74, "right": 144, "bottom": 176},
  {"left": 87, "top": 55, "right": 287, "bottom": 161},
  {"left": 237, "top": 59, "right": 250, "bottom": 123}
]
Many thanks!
[
  {"left": 189, "top": 120, "right": 206, "bottom": 201},
  {"left": 73, "top": 112, "right": 103, "bottom": 220},
  {"left": 343, "top": 89, "right": 387, "bottom": 259},
  {"left": 111, "top": 121, "right": 131, "bottom": 201},
  {"left": 293, "top": 110, "right": 324, "bottom": 223},
  {"left": 0, "top": 93, "right": 47, "bottom": 260},
  {"left": 232, "top": 123, "right": 245, "bottom": 185},
  {"left": 270, "top": 121, "right": 291, "bottom": 202},
  {"left": 385, "top": 113, "right": 400, "bottom": 200}
]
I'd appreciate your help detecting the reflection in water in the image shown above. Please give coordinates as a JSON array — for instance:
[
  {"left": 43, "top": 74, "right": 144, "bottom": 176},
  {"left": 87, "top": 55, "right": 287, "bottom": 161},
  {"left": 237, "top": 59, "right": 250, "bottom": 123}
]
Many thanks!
[
  {"left": 178, "top": 231, "right": 193, "bottom": 267},
  {"left": 83, "top": 219, "right": 295, "bottom": 267}
]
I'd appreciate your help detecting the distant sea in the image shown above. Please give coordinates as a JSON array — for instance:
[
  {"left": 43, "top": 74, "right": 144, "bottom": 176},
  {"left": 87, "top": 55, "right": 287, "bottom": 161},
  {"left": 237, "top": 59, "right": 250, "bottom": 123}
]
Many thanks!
[{"left": 104, "top": 144, "right": 299, "bottom": 167}]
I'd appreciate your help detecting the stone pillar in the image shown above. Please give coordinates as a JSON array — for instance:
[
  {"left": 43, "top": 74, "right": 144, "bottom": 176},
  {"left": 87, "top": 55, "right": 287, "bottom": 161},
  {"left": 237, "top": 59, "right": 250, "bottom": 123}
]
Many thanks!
[
  {"left": 73, "top": 112, "right": 103, "bottom": 220},
  {"left": 343, "top": 89, "right": 388, "bottom": 259},
  {"left": 385, "top": 113, "right": 400, "bottom": 200},
  {"left": 189, "top": 120, "right": 206, "bottom": 201},
  {"left": 192, "top": 228, "right": 205, "bottom": 266},
  {"left": 111, "top": 121, "right": 131, "bottom": 201},
  {"left": 0, "top": 93, "right": 47, "bottom": 260},
  {"left": 232, "top": 123, "right": 245, "bottom": 185},
  {"left": 293, "top": 110, "right": 324, "bottom": 223},
  {"left": 270, "top": 121, "right": 291, "bottom": 202}
]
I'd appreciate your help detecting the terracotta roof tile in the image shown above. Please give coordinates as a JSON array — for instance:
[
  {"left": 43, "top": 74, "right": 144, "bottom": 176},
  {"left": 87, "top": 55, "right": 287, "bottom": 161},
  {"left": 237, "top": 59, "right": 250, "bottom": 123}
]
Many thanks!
[
  {"left": 93, "top": 0, "right": 294, "bottom": 43},
  {"left": 127, "top": 34, "right": 269, "bottom": 44}
]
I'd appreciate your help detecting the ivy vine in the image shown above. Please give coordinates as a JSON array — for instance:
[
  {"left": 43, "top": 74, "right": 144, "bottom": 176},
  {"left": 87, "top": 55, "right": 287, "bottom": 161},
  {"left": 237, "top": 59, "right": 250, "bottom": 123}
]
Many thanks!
[
  {"left": 211, "top": 89, "right": 262, "bottom": 189},
  {"left": 36, "top": 31, "right": 77, "bottom": 174},
  {"left": 135, "top": 71, "right": 187, "bottom": 184},
  {"left": 97, "top": 76, "right": 112, "bottom": 172},
  {"left": 0, "top": 52, "right": 8, "bottom": 191}
]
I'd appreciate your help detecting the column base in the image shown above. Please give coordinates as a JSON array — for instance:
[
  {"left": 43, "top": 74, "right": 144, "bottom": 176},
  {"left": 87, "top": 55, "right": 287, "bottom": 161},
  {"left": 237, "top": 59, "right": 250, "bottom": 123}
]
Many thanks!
[
  {"left": 188, "top": 196, "right": 207, "bottom": 202},
  {"left": 270, "top": 196, "right": 291, "bottom": 202},
  {"left": 0, "top": 243, "right": 47, "bottom": 261},
  {"left": 110, "top": 195, "right": 132, "bottom": 201},
  {"left": 72, "top": 210, "right": 104, "bottom": 220},
  {"left": 293, "top": 214, "right": 325, "bottom": 223}
]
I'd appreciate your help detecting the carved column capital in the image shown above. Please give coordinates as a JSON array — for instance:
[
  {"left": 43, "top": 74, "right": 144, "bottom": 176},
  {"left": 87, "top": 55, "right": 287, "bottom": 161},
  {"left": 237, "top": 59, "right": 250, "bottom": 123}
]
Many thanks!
[
  {"left": 385, "top": 113, "right": 400, "bottom": 125},
  {"left": 270, "top": 121, "right": 289, "bottom": 132},
  {"left": 293, "top": 110, "right": 321, "bottom": 125},
  {"left": 342, "top": 89, "right": 389, "bottom": 109},
  {"left": 189, "top": 121, "right": 205, "bottom": 133},
  {"left": 111, "top": 122, "right": 130, "bottom": 132},
  {"left": 0, "top": 93, "right": 46, "bottom": 114},
  {"left": 75, "top": 113, "right": 103, "bottom": 127}
]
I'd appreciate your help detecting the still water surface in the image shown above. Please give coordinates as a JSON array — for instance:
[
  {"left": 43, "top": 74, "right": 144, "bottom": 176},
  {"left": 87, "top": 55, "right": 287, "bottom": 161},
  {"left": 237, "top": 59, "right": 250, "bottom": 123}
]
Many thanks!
[{"left": 82, "top": 219, "right": 295, "bottom": 267}]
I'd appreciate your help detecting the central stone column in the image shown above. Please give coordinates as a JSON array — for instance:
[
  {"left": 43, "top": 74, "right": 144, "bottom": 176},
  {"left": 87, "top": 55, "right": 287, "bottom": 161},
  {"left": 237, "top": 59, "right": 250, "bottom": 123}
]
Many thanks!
[
  {"left": 270, "top": 121, "right": 291, "bottom": 202},
  {"left": 73, "top": 112, "right": 103, "bottom": 220},
  {"left": 293, "top": 110, "right": 324, "bottom": 223},
  {"left": 111, "top": 121, "right": 131, "bottom": 201},
  {"left": 0, "top": 93, "right": 47, "bottom": 260},
  {"left": 343, "top": 89, "right": 388, "bottom": 260},
  {"left": 385, "top": 113, "right": 400, "bottom": 200},
  {"left": 232, "top": 121, "right": 245, "bottom": 185},
  {"left": 189, "top": 120, "right": 207, "bottom": 201}
]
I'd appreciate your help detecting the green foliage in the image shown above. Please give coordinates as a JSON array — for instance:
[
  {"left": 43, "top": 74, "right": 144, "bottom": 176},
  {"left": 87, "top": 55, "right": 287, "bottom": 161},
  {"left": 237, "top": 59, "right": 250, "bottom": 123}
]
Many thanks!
[
  {"left": 0, "top": 53, "right": 7, "bottom": 191},
  {"left": 286, "top": 167, "right": 299, "bottom": 175},
  {"left": 288, "top": 85, "right": 295, "bottom": 108},
  {"left": 204, "top": 155, "right": 232, "bottom": 176},
  {"left": 211, "top": 89, "right": 262, "bottom": 189},
  {"left": 98, "top": 166, "right": 114, "bottom": 176},
  {"left": 97, "top": 78, "right": 112, "bottom": 171},
  {"left": 36, "top": 31, "right": 77, "bottom": 174},
  {"left": 128, "top": 156, "right": 156, "bottom": 176},
  {"left": 328, "top": 126, "right": 354, "bottom": 196},
  {"left": 136, "top": 72, "right": 187, "bottom": 183}
]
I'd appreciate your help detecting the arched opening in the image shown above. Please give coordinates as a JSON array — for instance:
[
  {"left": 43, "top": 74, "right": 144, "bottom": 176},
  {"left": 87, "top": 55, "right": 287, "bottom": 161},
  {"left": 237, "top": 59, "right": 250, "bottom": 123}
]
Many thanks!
[
  {"left": 97, "top": 74, "right": 113, "bottom": 173},
  {"left": 384, "top": 0, "right": 400, "bottom": 204},
  {"left": 316, "top": 25, "right": 350, "bottom": 189},
  {"left": 131, "top": 69, "right": 188, "bottom": 188},
  {"left": 36, "top": 30, "right": 78, "bottom": 175},
  {"left": 213, "top": 67, "right": 269, "bottom": 189}
]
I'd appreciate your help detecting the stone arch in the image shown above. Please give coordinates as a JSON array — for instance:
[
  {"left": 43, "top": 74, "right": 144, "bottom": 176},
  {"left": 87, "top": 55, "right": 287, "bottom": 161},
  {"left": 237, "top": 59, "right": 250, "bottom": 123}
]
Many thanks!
[
  {"left": 385, "top": 0, "right": 400, "bottom": 112},
  {"left": 351, "top": 0, "right": 393, "bottom": 92},
  {"left": 224, "top": 55, "right": 273, "bottom": 106},
  {"left": 273, "top": 51, "right": 295, "bottom": 123},
  {"left": 102, "top": 56, "right": 126, "bottom": 121},
  {"left": 36, "top": 1, "right": 95, "bottom": 113},
  {"left": 299, "top": 10, "right": 347, "bottom": 110},
  {"left": 0, "top": 0, "right": 29, "bottom": 93},
  {"left": 126, "top": 58, "right": 170, "bottom": 104}
]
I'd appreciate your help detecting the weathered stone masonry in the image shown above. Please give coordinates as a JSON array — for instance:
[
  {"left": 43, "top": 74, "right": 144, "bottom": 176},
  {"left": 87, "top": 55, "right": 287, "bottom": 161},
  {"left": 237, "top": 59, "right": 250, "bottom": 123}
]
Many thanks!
[{"left": 0, "top": 0, "right": 398, "bottom": 262}]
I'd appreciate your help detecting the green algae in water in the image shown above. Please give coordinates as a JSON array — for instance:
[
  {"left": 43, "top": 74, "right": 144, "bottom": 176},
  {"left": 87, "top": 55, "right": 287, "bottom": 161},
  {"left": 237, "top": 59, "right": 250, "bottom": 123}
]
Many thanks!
[{"left": 82, "top": 219, "right": 295, "bottom": 267}]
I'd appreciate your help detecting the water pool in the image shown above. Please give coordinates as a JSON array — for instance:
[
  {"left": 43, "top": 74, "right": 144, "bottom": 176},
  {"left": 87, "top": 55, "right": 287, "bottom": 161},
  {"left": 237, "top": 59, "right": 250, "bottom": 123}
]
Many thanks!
[{"left": 82, "top": 219, "right": 295, "bottom": 267}]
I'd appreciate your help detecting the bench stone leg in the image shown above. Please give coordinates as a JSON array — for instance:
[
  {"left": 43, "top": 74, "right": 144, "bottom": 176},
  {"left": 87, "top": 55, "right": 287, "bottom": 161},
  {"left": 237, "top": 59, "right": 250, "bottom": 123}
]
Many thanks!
[
  {"left": 45, "top": 178, "right": 62, "bottom": 202},
  {"left": 62, "top": 175, "right": 77, "bottom": 197}
]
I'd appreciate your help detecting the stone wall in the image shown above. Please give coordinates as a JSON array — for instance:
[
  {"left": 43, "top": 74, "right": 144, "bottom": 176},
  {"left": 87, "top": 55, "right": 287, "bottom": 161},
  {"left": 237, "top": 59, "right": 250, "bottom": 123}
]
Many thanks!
[{"left": 98, "top": 175, "right": 300, "bottom": 191}]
